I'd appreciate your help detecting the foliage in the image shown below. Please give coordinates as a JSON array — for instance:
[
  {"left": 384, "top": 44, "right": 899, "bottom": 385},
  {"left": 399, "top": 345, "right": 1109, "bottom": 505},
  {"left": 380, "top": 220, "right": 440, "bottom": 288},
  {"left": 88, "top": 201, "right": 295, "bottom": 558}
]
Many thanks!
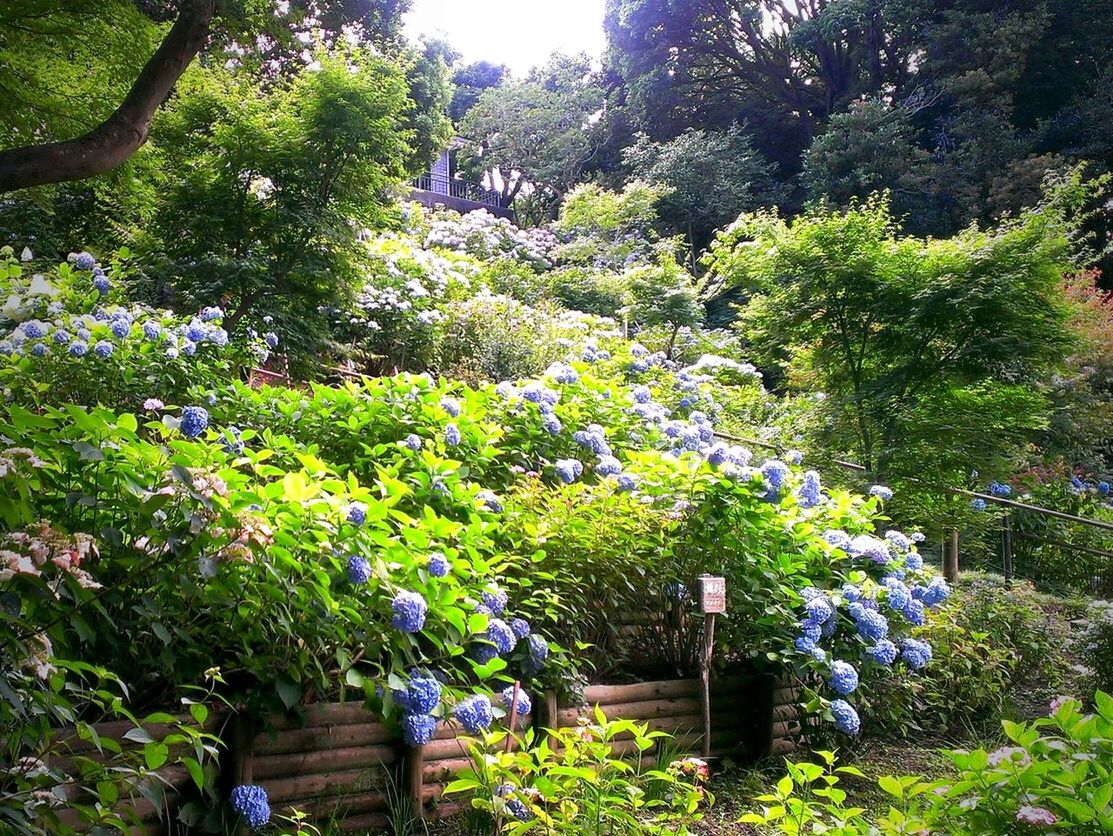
[
  {"left": 445, "top": 712, "right": 710, "bottom": 834},
  {"left": 458, "top": 54, "right": 607, "bottom": 218},
  {"left": 552, "top": 181, "right": 667, "bottom": 271},
  {"left": 135, "top": 52, "right": 414, "bottom": 350},
  {"left": 623, "top": 124, "right": 786, "bottom": 257},
  {"left": 744, "top": 694, "right": 1113, "bottom": 834},
  {"left": 450, "top": 61, "right": 509, "bottom": 124},
  {"left": 622, "top": 252, "right": 703, "bottom": 357},
  {"left": 1081, "top": 600, "right": 1113, "bottom": 697},
  {"left": 717, "top": 183, "right": 1089, "bottom": 481}
]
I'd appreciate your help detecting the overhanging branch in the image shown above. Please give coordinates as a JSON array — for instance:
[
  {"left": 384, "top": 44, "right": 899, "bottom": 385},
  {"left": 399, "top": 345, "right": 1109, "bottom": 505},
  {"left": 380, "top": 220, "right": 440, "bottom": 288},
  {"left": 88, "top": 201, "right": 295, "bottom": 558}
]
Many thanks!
[{"left": 0, "top": 0, "right": 216, "bottom": 193}]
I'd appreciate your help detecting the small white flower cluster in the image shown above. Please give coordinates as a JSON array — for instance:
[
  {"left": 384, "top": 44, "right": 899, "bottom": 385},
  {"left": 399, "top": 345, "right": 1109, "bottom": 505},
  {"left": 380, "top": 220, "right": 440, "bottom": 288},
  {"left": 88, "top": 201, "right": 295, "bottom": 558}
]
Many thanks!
[{"left": 422, "top": 208, "right": 556, "bottom": 268}]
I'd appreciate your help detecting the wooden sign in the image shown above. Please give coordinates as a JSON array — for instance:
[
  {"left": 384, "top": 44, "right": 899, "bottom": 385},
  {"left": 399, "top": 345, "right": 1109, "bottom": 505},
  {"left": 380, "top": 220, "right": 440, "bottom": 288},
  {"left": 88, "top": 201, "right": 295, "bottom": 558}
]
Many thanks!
[{"left": 697, "top": 575, "right": 727, "bottom": 614}]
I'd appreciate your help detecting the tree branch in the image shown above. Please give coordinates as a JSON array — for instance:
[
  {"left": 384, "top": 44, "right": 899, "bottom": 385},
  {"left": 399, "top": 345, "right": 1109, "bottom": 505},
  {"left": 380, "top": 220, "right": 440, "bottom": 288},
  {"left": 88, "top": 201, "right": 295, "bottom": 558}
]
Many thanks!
[{"left": 0, "top": 0, "right": 216, "bottom": 193}]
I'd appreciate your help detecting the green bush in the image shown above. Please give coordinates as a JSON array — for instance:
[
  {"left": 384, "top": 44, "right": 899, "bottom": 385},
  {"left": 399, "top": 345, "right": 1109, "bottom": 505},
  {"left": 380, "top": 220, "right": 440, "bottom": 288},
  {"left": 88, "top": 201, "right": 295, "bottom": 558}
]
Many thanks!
[
  {"left": 745, "top": 693, "right": 1113, "bottom": 834},
  {"left": 860, "top": 573, "right": 1058, "bottom": 736},
  {"left": 548, "top": 266, "right": 631, "bottom": 319},
  {"left": 1081, "top": 599, "right": 1113, "bottom": 695}
]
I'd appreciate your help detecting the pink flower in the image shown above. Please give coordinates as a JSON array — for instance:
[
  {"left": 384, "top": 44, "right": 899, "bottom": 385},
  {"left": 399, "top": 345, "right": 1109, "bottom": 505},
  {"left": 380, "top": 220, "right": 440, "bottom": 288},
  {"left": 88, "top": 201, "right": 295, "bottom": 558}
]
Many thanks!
[
  {"left": 988, "top": 746, "right": 1031, "bottom": 768},
  {"left": 1016, "top": 805, "right": 1057, "bottom": 827},
  {"left": 143, "top": 398, "right": 165, "bottom": 411},
  {"left": 1049, "top": 695, "right": 1073, "bottom": 714}
]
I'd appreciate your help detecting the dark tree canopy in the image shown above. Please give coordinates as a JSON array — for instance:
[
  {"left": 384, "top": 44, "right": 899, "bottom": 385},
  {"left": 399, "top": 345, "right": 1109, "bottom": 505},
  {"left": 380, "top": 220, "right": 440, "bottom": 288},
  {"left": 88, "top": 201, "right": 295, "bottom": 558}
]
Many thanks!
[{"left": 450, "top": 60, "right": 509, "bottom": 124}]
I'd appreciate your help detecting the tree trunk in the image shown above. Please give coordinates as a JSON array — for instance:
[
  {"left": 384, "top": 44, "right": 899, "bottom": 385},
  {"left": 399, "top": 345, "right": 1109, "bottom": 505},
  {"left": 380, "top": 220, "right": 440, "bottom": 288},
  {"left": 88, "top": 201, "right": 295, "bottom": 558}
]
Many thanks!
[{"left": 0, "top": 0, "right": 216, "bottom": 193}]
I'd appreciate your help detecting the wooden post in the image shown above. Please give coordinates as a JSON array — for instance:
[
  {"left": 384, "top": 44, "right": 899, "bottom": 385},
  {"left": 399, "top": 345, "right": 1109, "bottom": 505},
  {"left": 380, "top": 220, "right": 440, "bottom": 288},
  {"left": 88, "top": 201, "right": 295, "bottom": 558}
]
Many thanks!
[
  {"left": 699, "top": 613, "right": 716, "bottom": 758},
  {"left": 404, "top": 744, "right": 424, "bottom": 821},
  {"left": 943, "top": 528, "right": 959, "bottom": 582},
  {"left": 220, "top": 711, "right": 256, "bottom": 834},
  {"left": 1002, "top": 514, "right": 1013, "bottom": 580}
]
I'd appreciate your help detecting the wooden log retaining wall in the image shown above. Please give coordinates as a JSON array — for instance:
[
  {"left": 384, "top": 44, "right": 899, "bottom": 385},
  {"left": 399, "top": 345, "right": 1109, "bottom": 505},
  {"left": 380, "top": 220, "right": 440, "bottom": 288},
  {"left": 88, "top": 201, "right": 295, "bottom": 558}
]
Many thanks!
[{"left": 51, "top": 671, "right": 798, "bottom": 833}]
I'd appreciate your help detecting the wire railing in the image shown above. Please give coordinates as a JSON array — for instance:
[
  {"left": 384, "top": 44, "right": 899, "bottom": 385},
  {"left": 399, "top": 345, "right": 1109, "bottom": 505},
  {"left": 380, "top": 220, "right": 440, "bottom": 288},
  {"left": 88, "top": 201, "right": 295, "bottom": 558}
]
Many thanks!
[
  {"left": 412, "top": 174, "right": 505, "bottom": 209},
  {"left": 711, "top": 429, "right": 1113, "bottom": 595}
]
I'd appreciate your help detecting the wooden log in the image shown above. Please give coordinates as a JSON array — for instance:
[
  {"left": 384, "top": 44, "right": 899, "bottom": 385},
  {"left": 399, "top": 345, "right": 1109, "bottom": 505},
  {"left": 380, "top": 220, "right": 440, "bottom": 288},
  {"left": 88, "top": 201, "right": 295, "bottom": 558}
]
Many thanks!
[
  {"left": 557, "top": 696, "right": 702, "bottom": 726},
  {"left": 58, "top": 713, "right": 225, "bottom": 755},
  {"left": 772, "top": 720, "right": 802, "bottom": 739},
  {"left": 429, "top": 716, "right": 531, "bottom": 741},
  {"left": 265, "top": 703, "right": 383, "bottom": 731},
  {"left": 422, "top": 756, "right": 472, "bottom": 784},
  {"left": 253, "top": 744, "right": 398, "bottom": 779},
  {"left": 772, "top": 687, "right": 800, "bottom": 705},
  {"left": 264, "top": 768, "right": 387, "bottom": 803},
  {"left": 582, "top": 680, "right": 699, "bottom": 705},
  {"left": 428, "top": 801, "right": 467, "bottom": 820},
  {"left": 770, "top": 738, "right": 799, "bottom": 755},
  {"left": 254, "top": 722, "right": 396, "bottom": 755},
  {"left": 405, "top": 745, "right": 424, "bottom": 820},
  {"left": 772, "top": 704, "right": 800, "bottom": 722},
  {"left": 336, "top": 812, "right": 391, "bottom": 832},
  {"left": 272, "top": 790, "right": 389, "bottom": 818}
]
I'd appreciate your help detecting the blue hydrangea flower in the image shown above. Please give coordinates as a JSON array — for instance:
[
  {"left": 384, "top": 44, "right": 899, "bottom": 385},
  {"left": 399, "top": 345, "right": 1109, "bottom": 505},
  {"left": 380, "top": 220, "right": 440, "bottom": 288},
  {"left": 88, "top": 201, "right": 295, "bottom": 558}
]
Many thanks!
[
  {"left": 478, "top": 490, "right": 503, "bottom": 512},
  {"left": 454, "top": 694, "right": 493, "bottom": 734},
  {"left": 785, "top": 450, "right": 803, "bottom": 465},
  {"left": 920, "top": 577, "right": 951, "bottom": 608},
  {"left": 841, "top": 584, "right": 862, "bottom": 603},
  {"left": 902, "top": 598, "right": 926, "bottom": 626},
  {"left": 481, "top": 586, "right": 508, "bottom": 615},
  {"left": 206, "top": 326, "right": 229, "bottom": 347},
  {"left": 180, "top": 406, "right": 209, "bottom": 439},
  {"left": 542, "top": 414, "right": 562, "bottom": 435},
  {"left": 30, "top": 343, "right": 47, "bottom": 357},
  {"left": 988, "top": 481, "right": 1012, "bottom": 497},
  {"left": 855, "top": 609, "right": 889, "bottom": 642},
  {"left": 804, "top": 596, "right": 834, "bottom": 624},
  {"left": 495, "top": 784, "right": 531, "bottom": 821},
  {"left": 200, "top": 305, "right": 224, "bottom": 322},
  {"left": 392, "top": 591, "right": 428, "bottom": 633},
  {"left": 264, "top": 331, "right": 279, "bottom": 348},
  {"left": 866, "top": 639, "right": 899, "bottom": 666},
  {"left": 405, "top": 675, "right": 442, "bottom": 714},
  {"left": 760, "top": 459, "right": 789, "bottom": 490},
  {"left": 426, "top": 552, "right": 450, "bottom": 578},
  {"left": 52, "top": 329, "right": 70, "bottom": 345},
  {"left": 885, "top": 531, "right": 911, "bottom": 552},
  {"left": 501, "top": 684, "right": 532, "bottom": 716},
  {"left": 829, "top": 661, "right": 859, "bottom": 695},
  {"left": 230, "top": 785, "right": 271, "bottom": 829},
  {"left": 440, "top": 397, "right": 461, "bottom": 417},
  {"left": 181, "top": 340, "right": 197, "bottom": 356},
  {"left": 823, "top": 530, "right": 853, "bottom": 551},
  {"left": 473, "top": 644, "right": 499, "bottom": 664},
  {"left": 595, "top": 456, "right": 622, "bottom": 477},
  {"left": 554, "top": 458, "right": 583, "bottom": 484},
  {"left": 883, "top": 578, "right": 911, "bottom": 611},
  {"left": 900, "top": 638, "right": 933, "bottom": 669},
  {"left": 185, "top": 320, "right": 207, "bottom": 343},
  {"left": 799, "top": 620, "right": 822, "bottom": 643},
  {"left": 110, "top": 319, "right": 130, "bottom": 339},
  {"left": 797, "top": 470, "right": 822, "bottom": 508},
  {"left": 402, "top": 433, "right": 422, "bottom": 451},
  {"left": 485, "top": 618, "right": 517, "bottom": 654},
  {"left": 22, "top": 320, "right": 48, "bottom": 339},
  {"left": 830, "top": 699, "right": 860, "bottom": 735},
  {"left": 616, "top": 474, "right": 637, "bottom": 492},
  {"left": 74, "top": 251, "right": 96, "bottom": 271},
  {"left": 869, "top": 485, "right": 893, "bottom": 501},
  {"left": 904, "top": 552, "right": 924, "bottom": 571},
  {"left": 69, "top": 341, "right": 89, "bottom": 357},
  {"left": 527, "top": 634, "right": 548, "bottom": 665},
  {"left": 347, "top": 502, "right": 367, "bottom": 526},
  {"left": 850, "top": 535, "right": 891, "bottom": 565},
  {"left": 547, "top": 363, "right": 579, "bottom": 384},
  {"left": 510, "top": 617, "right": 531, "bottom": 639},
  {"left": 1099, "top": 481, "right": 1110, "bottom": 496},
  {"left": 347, "top": 555, "right": 371, "bottom": 584},
  {"left": 444, "top": 423, "right": 461, "bottom": 446},
  {"left": 632, "top": 385, "right": 652, "bottom": 404},
  {"left": 402, "top": 713, "right": 437, "bottom": 746},
  {"left": 970, "top": 498, "right": 987, "bottom": 511}
]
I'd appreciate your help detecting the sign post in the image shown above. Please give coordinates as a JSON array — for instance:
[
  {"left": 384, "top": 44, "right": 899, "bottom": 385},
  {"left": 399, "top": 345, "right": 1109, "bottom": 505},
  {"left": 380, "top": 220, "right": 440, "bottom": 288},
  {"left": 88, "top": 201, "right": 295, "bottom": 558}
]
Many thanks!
[{"left": 696, "top": 575, "right": 726, "bottom": 758}]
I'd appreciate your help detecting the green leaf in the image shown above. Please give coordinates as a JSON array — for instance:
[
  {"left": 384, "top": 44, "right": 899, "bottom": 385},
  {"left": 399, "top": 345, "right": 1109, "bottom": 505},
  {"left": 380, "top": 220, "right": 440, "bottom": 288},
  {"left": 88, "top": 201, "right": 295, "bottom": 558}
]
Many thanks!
[{"left": 276, "top": 679, "right": 301, "bottom": 709}]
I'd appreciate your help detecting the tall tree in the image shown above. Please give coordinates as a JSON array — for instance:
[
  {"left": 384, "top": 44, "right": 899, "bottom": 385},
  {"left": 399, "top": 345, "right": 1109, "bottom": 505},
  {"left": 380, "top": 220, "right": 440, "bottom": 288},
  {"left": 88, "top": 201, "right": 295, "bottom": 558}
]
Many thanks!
[
  {"left": 0, "top": 0, "right": 411, "bottom": 192},
  {"left": 449, "top": 60, "right": 508, "bottom": 124}
]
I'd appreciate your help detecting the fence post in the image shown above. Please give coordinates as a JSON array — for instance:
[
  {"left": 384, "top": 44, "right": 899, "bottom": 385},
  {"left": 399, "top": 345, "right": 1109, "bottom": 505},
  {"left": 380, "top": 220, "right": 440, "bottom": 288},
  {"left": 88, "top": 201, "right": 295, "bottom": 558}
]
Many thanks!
[
  {"left": 943, "top": 528, "right": 959, "bottom": 582},
  {"left": 403, "top": 743, "right": 424, "bottom": 821},
  {"left": 220, "top": 711, "right": 256, "bottom": 833},
  {"left": 1002, "top": 514, "right": 1013, "bottom": 580}
]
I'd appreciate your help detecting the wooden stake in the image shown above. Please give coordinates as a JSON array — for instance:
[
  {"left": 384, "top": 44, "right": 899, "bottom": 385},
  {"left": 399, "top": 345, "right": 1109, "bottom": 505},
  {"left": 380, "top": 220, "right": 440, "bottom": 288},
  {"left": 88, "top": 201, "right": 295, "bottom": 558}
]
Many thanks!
[
  {"left": 404, "top": 744, "right": 424, "bottom": 821},
  {"left": 1002, "top": 514, "right": 1013, "bottom": 580},
  {"left": 943, "top": 528, "right": 960, "bottom": 582},
  {"left": 699, "top": 613, "right": 716, "bottom": 758}
]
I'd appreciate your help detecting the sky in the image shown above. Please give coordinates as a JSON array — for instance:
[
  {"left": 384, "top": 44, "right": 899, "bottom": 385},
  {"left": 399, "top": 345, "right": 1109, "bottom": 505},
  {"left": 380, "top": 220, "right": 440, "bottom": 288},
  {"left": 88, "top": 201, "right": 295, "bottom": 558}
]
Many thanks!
[{"left": 403, "top": 0, "right": 607, "bottom": 77}]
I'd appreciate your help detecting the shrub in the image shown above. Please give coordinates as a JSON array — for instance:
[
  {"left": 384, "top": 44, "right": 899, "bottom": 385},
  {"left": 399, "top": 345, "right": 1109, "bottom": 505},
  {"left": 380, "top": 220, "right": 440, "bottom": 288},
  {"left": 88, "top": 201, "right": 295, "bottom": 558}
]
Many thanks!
[
  {"left": 446, "top": 710, "right": 710, "bottom": 834},
  {"left": 859, "top": 573, "right": 1059, "bottom": 736},
  {"left": 548, "top": 266, "right": 631, "bottom": 319},
  {"left": 1081, "top": 599, "right": 1113, "bottom": 695},
  {"left": 744, "top": 693, "right": 1113, "bottom": 834}
]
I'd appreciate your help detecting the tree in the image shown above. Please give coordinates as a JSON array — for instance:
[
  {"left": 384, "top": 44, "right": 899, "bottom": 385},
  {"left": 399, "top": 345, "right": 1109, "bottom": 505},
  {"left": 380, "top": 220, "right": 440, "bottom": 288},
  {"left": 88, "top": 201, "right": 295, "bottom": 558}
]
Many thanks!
[
  {"left": 0, "top": 0, "right": 411, "bottom": 192},
  {"left": 403, "top": 37, "right": 456, "bottom": 171},
  {"left": 623, "top": 124, "right": 785, "bottom": 264},
  {"left": 450, "top": 60, "right": 508, "bottom": 124},
  {"left": 624, "top": 250, "right": 704, "bottom": 358},
  {"left": 135, "top": 52, "right": 413, "bottom": 351},
  {"left": 712, "top": 176, "right": 1095, "bottom": 480},
  {"left": 457, "top": 54, "right": 606, "bottom": 219}
]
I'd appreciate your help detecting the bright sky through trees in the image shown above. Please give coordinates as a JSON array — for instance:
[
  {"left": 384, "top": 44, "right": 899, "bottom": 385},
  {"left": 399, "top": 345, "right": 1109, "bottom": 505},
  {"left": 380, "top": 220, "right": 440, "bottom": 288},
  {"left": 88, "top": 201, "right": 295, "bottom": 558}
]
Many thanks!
[{"left": 403, "top": 0, "right": 606, "bottom": 76}]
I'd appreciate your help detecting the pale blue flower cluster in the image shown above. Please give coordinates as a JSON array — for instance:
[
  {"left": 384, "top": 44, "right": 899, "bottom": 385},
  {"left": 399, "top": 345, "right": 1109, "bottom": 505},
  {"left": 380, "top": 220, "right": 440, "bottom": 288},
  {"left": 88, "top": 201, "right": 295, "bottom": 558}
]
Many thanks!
[
  {"left": 392, "top": 591, "right": 428, "bottom": 633},
  {"left": 454, "top": 694, "right": 494, "bottom": 734},
  {"left": 554, "top": 458, "right": 584, "bottom": 483},
  {"left": 230, "top": 785, "right": 271, "bottom": 829}
]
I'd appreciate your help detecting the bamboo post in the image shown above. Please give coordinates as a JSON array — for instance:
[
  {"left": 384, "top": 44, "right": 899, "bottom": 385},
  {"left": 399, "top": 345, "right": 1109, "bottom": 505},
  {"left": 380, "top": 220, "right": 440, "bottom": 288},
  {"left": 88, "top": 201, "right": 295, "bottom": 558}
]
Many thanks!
[
  {"left": 943, "top": 528, "right": 959, "bottom": 582},
  {"left": 1002, "top": 514, "right": 1013, "bottom": 580}
]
